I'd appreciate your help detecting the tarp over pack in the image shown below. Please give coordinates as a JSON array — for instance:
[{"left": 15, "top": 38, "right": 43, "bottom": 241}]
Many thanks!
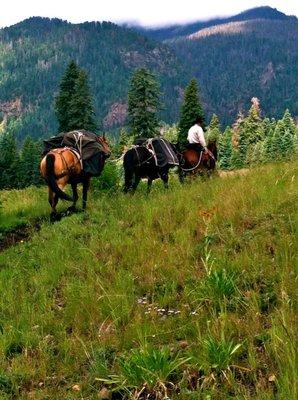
[
  {"left": 145, "top": 138, "right": 179, "bottom": 168},
  {"left": 43, "top": 130, "right": 104, "bottom": 176}
]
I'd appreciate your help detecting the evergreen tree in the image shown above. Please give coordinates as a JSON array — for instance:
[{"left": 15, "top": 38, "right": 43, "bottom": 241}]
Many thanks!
[
  {"left": 114, "top": 128, "right": 131, "bottom": 157},
  {"left": 127, "top": 68, "right": 161, "bottom": 139},
  {"left": 207, "top": 113, "right": 221, "bottom": 143},
  {"left": 262, "top": 135, "right": 274, "bottom": 162},
  {"left": 262, "top": 117, "right": 273, "bottom": 138},
  {"left": 280, "top": 130, "right": 295, "bottom": 158},
  {"left": 230, "top": 148, "right": 241, "bottom": 170},
  {"left": 232, "top": 111, "right": 245, "bottom": 147},
  {"left": 19, "top": 137, "right": 42, "bottom": 188},
  {"left": 177, "top": 78, "right": 205, "bottom": 148},
  {"left": 68, "top": 70, "right": 97, "bottom": 131},
  {"left": 55, "top": 60, "right": 80, "bottom": 132},
  {"left": 282, "top": 109, "right": 296, "bottom": 135},
  {"left": 237, "top": 125, "right": 249, "bottom": 167},
  {"left": 0, "top": 132, "right": 20, "bottom": 189},
  {"left": 218, "top": 127, "right": 232, "bottom": 170},
  {"left": 271, "top": 122, "right": 284, "bottom": 160},
  {"left": 244, "top": 97, "right": 263, "bottom": 144}
]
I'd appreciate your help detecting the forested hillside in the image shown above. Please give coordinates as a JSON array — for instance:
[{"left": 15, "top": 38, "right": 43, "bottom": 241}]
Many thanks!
[
  {"left": 0, "top": 7, "right": 297, "bottom": 142},
  {"left": 170, "top": 18, "right": 298, "bottom": 125},
  {"left": 0, "top": 18, "right": 188, "bottom": 141},
  {"left": 138, "top": 7, "right": 298, "bottom": 126}
]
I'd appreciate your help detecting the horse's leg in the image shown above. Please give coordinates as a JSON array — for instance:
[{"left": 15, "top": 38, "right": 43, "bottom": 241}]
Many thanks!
[
  {"left": 82, "top": 177, "right": 90, "bottom": 210},
  {"left": 67, "top": 182, "right": 79, "bottom": 213},
  {"left": 163, "top": 174, "right": 169, "bottom": 189},
  {"left": 132, "top": 174, "right": 141, "bottom": 193},
  {"left": 123, "top": 169, "right": 134, "bottom": 193},
  {"left": 48, "top": 187, "right": 59, "bottom": 221},
  {"left": 48, "top": 188, "right": 57, "bottom": 214},
  {"left": 178, "top": 168, "right": 185, "bottom": 184},
  {"left": 160, "top": 167, "right": 169, "bottom": 189},
  {"left": 147, "top": 178, "right": 153, "bottom": 194}
]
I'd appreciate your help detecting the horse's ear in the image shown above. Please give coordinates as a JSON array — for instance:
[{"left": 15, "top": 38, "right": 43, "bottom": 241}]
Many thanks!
[{"left": 102, "top": 132, "right": 106, "bottom": 139}]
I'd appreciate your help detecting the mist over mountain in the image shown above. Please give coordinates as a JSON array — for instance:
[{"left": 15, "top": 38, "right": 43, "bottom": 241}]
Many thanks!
[
  {"left": 135, "top": 6, "right": 297, "bottom": 41},
  {"left": 0, "top": 6, "right": 297, "bottom": 141}
]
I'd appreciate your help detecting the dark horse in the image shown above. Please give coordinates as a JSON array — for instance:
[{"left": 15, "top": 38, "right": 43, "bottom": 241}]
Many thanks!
[
  {"left": 123, "top": 141, "right": 177, "bottom": 193},
  {"left": 178, "top": 140, "right": 217, "bottom": 182},
  {"left": 40, "top": 135, "right": 111, "bottom": 217}
]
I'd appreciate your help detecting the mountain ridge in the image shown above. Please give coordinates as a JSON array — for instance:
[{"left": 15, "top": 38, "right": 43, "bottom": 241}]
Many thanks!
[
  {"left": 0, "top": 6, "right": 297, "bottom": 141},
  {"left": 134, "top": 6, "right": 297, "bottom": 41}
]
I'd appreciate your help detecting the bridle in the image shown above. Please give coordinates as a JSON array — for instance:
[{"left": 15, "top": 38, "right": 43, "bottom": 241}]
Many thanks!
[{"left": 97, "top": 135, "right": 111, "bottom": 158}]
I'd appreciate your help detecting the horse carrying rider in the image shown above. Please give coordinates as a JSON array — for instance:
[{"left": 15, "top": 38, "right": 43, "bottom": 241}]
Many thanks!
[{"left": 187, "top": 117, "right": 208, "bottom": 154}]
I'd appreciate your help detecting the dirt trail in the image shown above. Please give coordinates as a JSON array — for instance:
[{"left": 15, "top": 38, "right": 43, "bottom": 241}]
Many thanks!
[
  {"left": 0, "top": 222, "right": 42, "bottom": 252},
  {"left": 0, "top": 209, "right": 79, "bottom": 253}
]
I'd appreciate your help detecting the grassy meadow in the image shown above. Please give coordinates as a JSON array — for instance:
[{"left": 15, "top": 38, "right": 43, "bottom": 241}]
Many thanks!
[{"left": 0, "top": 161, "right": 297, "bottom": 399}]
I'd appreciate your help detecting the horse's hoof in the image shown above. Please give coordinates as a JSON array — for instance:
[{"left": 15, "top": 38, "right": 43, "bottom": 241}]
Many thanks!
[
  {"left": 66, "top": 206, "right": 77, "bottom": 214},
  {"left": 50, "top": 212, "right": 58, "bottom": 222}
]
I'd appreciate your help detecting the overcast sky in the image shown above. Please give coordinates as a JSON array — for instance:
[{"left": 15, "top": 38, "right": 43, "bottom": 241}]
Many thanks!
[{"left": 1, "top": 0, "right": 297, "bottom": 28}]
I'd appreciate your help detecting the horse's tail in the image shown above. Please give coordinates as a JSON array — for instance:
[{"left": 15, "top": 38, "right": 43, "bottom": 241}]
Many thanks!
[{"left": 45, "top": 154, "right": 73, "bottom": 201}]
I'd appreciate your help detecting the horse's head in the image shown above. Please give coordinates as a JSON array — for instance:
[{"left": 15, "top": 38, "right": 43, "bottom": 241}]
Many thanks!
[
  {"left": 203, "top": 140, "right": 217, "bottom": 170},
  {"left": 207, "top": 140, "right": 218, "bottom": 161},
  {"left": 97, "top": 134, "right": 111, "bottom": 158}
]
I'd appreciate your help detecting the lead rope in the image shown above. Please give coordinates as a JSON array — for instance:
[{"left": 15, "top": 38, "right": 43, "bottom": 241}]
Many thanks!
[{"left": 72, "top": 131, "right": 83, "bottom": 169}]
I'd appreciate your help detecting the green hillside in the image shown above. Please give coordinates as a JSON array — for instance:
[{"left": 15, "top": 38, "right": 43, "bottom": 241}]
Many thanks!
[
  {"left": 0, "top": 7, "right": 297, "bottom": 142},
  {"left": 0, "top": 161, "right": 297, "bottom": 399},
  {"left": 169, "top": 18, "right": 298, "bottom": 126},
  {"left": 0, "top": 18, "right": 187, "bottom": 141}
]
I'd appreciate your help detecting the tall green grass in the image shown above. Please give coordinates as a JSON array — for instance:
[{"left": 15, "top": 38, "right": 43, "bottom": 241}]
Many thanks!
[{"left": 0, "top": 161, "right": 297, "bottom": 399}]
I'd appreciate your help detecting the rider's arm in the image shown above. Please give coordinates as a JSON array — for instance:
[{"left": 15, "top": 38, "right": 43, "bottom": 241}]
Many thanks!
[{"left": 197, "top": 126, "right": 207, "bottom": 148}]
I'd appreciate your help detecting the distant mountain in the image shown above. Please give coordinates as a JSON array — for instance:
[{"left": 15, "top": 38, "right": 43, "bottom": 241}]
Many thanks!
[
  {"left": 0, "top": 7, "right": 297, "bottom": 142},
  {"left": 136, "top": 6, "right": 296, "bottom": 41},
  {"left": 0, "top": 17, "right": 188, "bottom": 140},
  {"left": 135, "top": 7, "right": 298, "bottom": 125}
]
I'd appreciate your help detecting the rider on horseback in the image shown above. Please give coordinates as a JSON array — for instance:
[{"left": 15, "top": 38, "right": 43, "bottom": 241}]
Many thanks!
[{"left": 187, "top": 117, "right": 208, "bottom": 155}]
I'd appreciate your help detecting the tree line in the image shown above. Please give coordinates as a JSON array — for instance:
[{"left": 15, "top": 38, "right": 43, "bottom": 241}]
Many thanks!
[{"left": 0, "top": 61, "right": 297, "bottom": 190}]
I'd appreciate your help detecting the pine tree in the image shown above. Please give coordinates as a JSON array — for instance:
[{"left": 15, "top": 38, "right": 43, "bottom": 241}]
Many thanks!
[
  {"left": 0, "top": 132, "right": 20, "bottom": 189},
  {"left": 218, "top": 127, "right": 232, "bottom": 170},
  {"left": 127, "top": 68, "right": 161, "bottom": 139},
  {"left": 262, "top": 117, "right": 273, "bottom": 139},
  {"left": 19, "top": 137, "right": 42, "bottom": 188},
  {"left": 244, "top": 97, "right": 263, "bottom": 144},
  {"left": 282, "top": 109, "right": 296, "bottom": 136},
  {"left": 68, "top": 70, "right": 97, "bottom": 131},
  {"left": 55, "top": 60, "right": 80, "bottom": 132},
  {"left": 280, "top": 130, "right": 295, "bottom": 158},
  {"left": 114, "top": 128, "right": 131, "bottom": 157},
  {"left": 262, "top": 135, "right": 274, "bottom": 162},
  {"left": 207, "top": 113, "right": 221, "bottom": 143},
  {"left": 238, "top": 125, "right": 249, "bottom": 167},
  {"left": 177, "top": 78, "right": 205, "bottom": 148},
  {"left": 271, "top": 122, "right": 284, "bottom": 160}
]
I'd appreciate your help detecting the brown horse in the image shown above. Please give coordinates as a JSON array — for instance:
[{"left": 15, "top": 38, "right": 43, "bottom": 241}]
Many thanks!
[
  {"left": 40, "top": 135, "right": 110, "bottom": 217},
  {"left": 178, "top": 140, "right": 217, "bottom": 182}
]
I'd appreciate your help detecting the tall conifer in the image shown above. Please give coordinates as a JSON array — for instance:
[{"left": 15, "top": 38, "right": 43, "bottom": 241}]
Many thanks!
[
  {"left": 177, "top": 78, "right": 205, "bottom": 148},
  {"left": 55, "top": 60, "right": 80, "bottom": 132},
  {"left": 68, "top": 70, "right": 96, "bottom": 131},
  {"left": 127, "top": 68, "right": 161, "bottom": 138}
]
